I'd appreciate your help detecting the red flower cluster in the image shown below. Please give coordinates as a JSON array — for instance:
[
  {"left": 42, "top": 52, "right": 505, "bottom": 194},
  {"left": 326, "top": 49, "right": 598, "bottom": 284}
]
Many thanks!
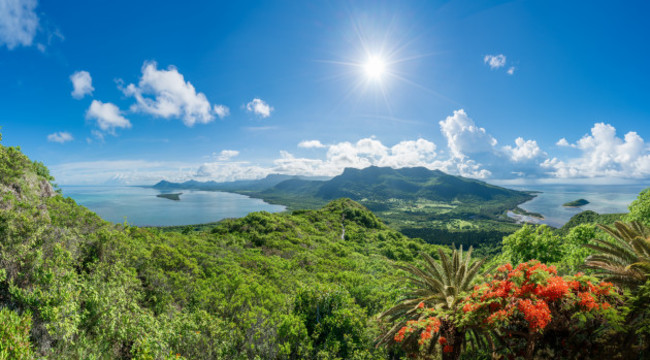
[
  {"left": 534, "top": 275, "right": 569, "bottom": 301},
  {"left": 443, "top": 345, "right": 453, "bottom": 353},
  {"left": 438, "top": 336, "right": 447, "bottom": 345},
  {"left": 460, "top": 260, "right": 616, "bottom": 333},
  {"left": 517, "top": 299, "right": 551, "bottom": 330},
  {"left": 487, "top": 309, "right": 512, "bottom": 324},
  {"left": 394, "top": 316, "right": 442, "bottom": 343},
  {"left": 578, "top": 292, "right": 599, "bottom": 311},
  {"left": 394, "top": 328, "right": 406, "bottom": 342}
]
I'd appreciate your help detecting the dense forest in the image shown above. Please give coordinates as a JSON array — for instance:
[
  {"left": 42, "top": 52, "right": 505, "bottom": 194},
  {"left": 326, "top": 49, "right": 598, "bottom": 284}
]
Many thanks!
[{"left": 2, "top": 133, "right": 650, "bottom": 359}]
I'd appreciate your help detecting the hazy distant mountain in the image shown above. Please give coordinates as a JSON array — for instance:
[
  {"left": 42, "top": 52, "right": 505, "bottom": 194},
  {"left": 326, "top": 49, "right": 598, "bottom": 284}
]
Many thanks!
[{"left": 152, "top": 174, "right": 329, "bottom": 192}]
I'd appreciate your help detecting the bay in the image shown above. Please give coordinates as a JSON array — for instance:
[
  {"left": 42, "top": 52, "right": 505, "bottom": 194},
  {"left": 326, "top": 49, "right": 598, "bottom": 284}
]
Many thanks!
[
  {"left": 60, "top": 186, "right": 286, "bottom": 227},
  {"left": 507, "top": 184, "right": 646, "bottom": 228}
]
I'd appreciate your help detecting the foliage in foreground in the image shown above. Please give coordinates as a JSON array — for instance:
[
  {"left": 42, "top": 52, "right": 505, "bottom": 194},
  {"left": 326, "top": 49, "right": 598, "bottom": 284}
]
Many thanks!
[
  {"left": 2, "top": 133, "right": 650, "bottom": 359},
  {"left": 1, "top": 136, "right": 455, "bottom": 359},
  {"left": 378, "top": 247, "right": 486, "bottom": 360}
]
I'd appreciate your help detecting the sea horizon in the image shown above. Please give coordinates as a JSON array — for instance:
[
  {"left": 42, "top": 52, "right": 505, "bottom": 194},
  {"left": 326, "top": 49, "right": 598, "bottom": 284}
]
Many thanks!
[{"left": 60, "top": 183, "right": 647, "bottom": 228}]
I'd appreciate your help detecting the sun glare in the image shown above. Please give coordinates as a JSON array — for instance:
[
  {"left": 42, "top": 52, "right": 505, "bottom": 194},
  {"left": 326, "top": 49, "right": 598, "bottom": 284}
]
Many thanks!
[{"left": 363, "top": 56, "right": 386, "bottom": 80}]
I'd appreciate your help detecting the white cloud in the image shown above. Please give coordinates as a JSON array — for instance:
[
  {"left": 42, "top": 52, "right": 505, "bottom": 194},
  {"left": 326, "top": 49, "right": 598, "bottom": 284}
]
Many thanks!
[
  {"left": 503, "top": 137, "right": 545, "bottom": 162},
  {"left": 196, "top": 165, "right": 269, "bottom": 182},
  {"left": 439, "top": 109, "right": 497, "bottom": 159},
  {"left": 216, "top": 150, "right": 239, "bottom": 161},
  {"left": 47, "top": 131, "right": 73, "bottom": 143},
  {"left": 122, "top": 61, "right": 219, "bottom": 126},
  {"left": 507, "top": 66, "right": 515, "bottom": 75},
  {"left": 51, "top": 109, "right": 650, "bottom": 185},
  {"left": 86, "top": 100, "right": 132, "bottom": 134},
  {"left": 246, "top": 98, "right": 273, "bottom": 118},
  {"left": 51, "top": 160, "right": 198, "bottom": 185},
  {"left": 556, "top": 138, "right": 570, "bottom": 147},
  {"left": 381, "top": 139, "right": 437, "bottom": 168},
  {"left": 70, "top": 70, "right": 94, "bottom": 99},
  {"left": 273, "top": 138, "right": 439, "bottom": 177},
  {"left": 298, "top": 140, "right": 326, "bottom": 149},
  {"left": 0, "top": 0, "right": 38, "bottom": 49},
  {"left": 484, "top": 54, "right": 506, "bottom": 69},
  {"left": 542, "top": 123, "right": 650, "bottom": 179},
  {"left": 214, "top": 104, "right": 230, "bottom": 119}
]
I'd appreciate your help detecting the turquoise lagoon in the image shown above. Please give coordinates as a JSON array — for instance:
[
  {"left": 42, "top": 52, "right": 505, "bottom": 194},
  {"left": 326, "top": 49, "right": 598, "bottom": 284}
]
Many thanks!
[
  {"left": 507, "top": 184, "right": 646, "bottom": 227},
  {"left": 61, "top": 186, "right": 286, "bottom": 227}
]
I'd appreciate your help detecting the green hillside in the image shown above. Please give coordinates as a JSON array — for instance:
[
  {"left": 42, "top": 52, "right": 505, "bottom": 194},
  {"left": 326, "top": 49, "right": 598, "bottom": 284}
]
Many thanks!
[{"left": 0, "top": 139, "right": 447, "bottom": 359}]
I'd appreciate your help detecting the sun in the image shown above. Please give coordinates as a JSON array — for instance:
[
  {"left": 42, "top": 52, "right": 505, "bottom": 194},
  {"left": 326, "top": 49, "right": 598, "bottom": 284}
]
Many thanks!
[{"left": 363, "top": 56, "right": 387, "bottom": 80}]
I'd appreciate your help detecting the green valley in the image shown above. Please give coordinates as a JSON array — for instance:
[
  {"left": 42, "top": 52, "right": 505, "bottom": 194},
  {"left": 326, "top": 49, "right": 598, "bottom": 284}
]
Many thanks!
[{"left": 154, "top": 166, "right": 534, "bottom": 255}]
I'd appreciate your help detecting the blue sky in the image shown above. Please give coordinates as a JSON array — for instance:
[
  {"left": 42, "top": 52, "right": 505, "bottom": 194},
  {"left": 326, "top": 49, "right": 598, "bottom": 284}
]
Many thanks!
[{"left": 1, "top": 0, "right": 649, "bottom": 185}]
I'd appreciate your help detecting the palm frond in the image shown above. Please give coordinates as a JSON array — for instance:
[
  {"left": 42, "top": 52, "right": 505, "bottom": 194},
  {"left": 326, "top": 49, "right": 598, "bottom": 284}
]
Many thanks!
[
  {"left": 378, "top": 246, "right": 486, "bottom": 348},
  {"left": 584, "top": 221, "right": 650, "bottom": 287}
]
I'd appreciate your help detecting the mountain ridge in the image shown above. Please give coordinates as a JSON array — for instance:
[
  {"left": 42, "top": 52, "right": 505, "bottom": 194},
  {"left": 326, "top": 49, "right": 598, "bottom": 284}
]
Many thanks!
[{"left": 153, "top": 166, "right": 533, "bottom": 205}]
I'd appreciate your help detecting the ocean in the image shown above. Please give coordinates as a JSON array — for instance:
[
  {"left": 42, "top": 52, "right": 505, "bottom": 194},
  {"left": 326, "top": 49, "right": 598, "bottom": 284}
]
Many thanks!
[
  {"left": 60, "top": 186, "right": 286, "bottom": 227},
  {"left": 507, "top": 184, "right": 647, "bottom": 227},
  {"left": 60, "top": 184, "right": 647, "bottom": 228}
]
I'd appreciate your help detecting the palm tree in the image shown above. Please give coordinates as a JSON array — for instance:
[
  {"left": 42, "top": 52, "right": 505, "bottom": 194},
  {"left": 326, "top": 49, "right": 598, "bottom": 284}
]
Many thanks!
[
  {"left": 378, "top": 246, "right": 486, "bottom": 359},
  {"left": 584, "top": 221, "right": 650, "bottom": 287}
]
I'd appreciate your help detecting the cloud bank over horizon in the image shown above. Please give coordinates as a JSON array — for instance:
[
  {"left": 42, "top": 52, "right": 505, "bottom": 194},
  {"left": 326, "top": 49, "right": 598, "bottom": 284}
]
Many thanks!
[{"left": 49, "top": 109, "right": 650, "bottom": 186}]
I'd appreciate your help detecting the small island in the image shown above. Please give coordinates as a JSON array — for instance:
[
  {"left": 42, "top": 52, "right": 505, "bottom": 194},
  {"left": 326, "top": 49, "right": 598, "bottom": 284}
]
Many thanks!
[
  {"left": 563, "top": 198, "right": 589, "bottom": 207},
  {"left": 157, "top": 193, "right": 182, "bottom": 201}
]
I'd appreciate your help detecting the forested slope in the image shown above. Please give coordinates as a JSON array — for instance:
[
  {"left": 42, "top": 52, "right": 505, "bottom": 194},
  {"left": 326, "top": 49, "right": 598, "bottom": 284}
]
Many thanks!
[{"left": 0, "top": 137, "right": 447, "bottom": 359}]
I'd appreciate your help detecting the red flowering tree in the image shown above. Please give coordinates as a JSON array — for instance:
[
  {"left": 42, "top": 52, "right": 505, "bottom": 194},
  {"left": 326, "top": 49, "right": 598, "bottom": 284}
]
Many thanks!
[
  {"left": 458, "top": 260, "right": 623, "bottom": 359},
  {"left": 390, "top": 306, "right": 466, "bottom": 360},
  {"left": 389, "top": 260, "right": 623, "bottom": 359},
  {"left": 378, "top": 248, "right": 486, "bottom": 360}
]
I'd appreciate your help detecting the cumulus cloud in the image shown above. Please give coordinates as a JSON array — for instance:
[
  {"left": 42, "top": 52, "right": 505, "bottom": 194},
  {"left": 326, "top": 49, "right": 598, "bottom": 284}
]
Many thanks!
[
  {"left": 542, "top": 123, "right": 650, "bottom": 179},
  {"left": 122, "top": 61, "right": 220, "bottom": 126},
  {"left": 437, "top": 110, "right": 549, "bottom": 178},
  {"left": 47, "top": 131, "right": 73, "bottom": 143},
  {"left": 194, "top": 162, "right": 269, "bottom": 182},
  {"left": 507, "top": 67, "right": 515, "bottom": 75},
  {"left": 86, "top": 100, "right": 131, "bottom": 134},
  {"left": 51, "top": 160, "right": 198, "bottom": 185},
  {"left": 298, "top": 140, "right": 326, "bottom": 149},
  {"left": 214, "top": 104, "right": 230, "bottom": 119},
  {"left": 52, "top": 108, "right": 650, "bottom": 184},
  {"left": 382, "top": 139, "right": 437, "bottom": 168},
  {"left": 216, "top": 150, "right": 239, "bottom": 161},
  {"left": 246, "top": 98, "right": 273, "bottom": 118},
  {"left": 556, "top": 138, "right": 570, "bottom": 147},
  {"left": 0, "top": 0, "right": 38, "bottom": 49},
  {"left": 70, "top": 70, "right": 94, "bottom": 99},
  {"left": 484, "top": 54, "right": 506, "bottom": 69},
  {"left": 271, "top": 138, "right": 438, "bottom": 177},
  {"left": 439, "top": 109, "right": 497, "bottom": 159},
  {"left": 503, "top": 137, "right": 545, "bottom": 162}
]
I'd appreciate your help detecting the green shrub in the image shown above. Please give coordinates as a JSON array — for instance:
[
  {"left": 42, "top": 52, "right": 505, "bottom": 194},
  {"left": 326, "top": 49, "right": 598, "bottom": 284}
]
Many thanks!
[{"left": 0, "top": 307, "right": 34, "bottom": 360}]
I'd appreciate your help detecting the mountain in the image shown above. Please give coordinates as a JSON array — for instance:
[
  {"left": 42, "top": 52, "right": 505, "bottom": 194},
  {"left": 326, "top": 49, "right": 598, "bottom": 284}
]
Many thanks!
[
  {"left": 265, "top": 166, "right": 531, "bottom": 203},
  {"left": 152, "top": 174, "right": 327, "bottom": 192},
  {"left": 154, "top": 166, "right": 531, "bottom": 204}
]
